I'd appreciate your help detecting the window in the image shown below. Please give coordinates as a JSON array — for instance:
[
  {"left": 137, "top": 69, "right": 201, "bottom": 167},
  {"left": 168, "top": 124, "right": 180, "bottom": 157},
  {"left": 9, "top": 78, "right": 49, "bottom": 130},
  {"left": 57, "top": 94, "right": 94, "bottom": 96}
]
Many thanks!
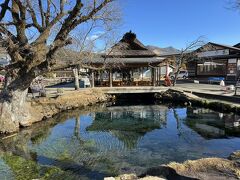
[{"left": 197, "top": 60, "right": 226, "bottom": 76}]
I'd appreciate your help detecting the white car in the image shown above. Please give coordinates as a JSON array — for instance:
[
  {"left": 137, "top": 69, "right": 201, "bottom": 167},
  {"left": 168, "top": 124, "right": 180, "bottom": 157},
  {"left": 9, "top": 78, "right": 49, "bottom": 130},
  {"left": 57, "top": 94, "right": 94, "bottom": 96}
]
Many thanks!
[
  {"left": 81, "top": 75, "right": 91, "bottom": 87},
  {"left": 170, "top": 70, "right": 188, "bottom": 79}
]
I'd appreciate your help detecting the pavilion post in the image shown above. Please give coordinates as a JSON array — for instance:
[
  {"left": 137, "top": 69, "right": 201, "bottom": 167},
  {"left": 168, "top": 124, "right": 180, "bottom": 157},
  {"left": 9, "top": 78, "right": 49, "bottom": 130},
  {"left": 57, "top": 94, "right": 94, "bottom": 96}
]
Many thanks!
[
  {"left": 158, "top": 67, "right": 161, "bottom": 86},
  {"left": 153, "top": 68, "right": 157, "bottom": 86},
  {"left": 109, "top": 69, "right": 113, "bottom": 87},
  {"left": 151, "top": 67, "right": 156, "bottom": 86},
  {"left": 91, "top": 71, "right": 95, "bottom": 88}
]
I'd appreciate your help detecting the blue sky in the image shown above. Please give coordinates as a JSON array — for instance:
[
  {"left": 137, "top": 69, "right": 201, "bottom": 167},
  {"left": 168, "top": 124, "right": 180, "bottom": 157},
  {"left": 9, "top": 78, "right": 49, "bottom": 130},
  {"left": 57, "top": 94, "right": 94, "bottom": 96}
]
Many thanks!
[{"left": 119, "top": 0, "right": 240, "bottom": 49}]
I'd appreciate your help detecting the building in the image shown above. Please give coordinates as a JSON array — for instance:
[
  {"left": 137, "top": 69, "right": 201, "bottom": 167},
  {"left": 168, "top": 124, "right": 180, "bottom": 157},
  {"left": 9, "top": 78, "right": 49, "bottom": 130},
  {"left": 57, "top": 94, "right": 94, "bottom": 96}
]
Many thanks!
[
  {"left": 51, "top": 31, "right": 176, "bottom": 87},
  {"left": 88, "top": 31, "right": 167, "bottom": 87},
  {"left": 187, "top": 42, "right": 240, "bottom": 80}
]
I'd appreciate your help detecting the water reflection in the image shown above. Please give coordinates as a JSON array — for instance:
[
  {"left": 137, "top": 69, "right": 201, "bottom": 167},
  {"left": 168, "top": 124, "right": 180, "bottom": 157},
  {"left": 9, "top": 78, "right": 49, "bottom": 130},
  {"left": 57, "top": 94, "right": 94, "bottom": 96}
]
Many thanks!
[
  {"left": 87, "top": 106, "right": 168, "bottom": 149},
  {"left": 0, "top": 105, "right": 239, "bottom": 179},
  {"left": 185, "top": 108, "right": 240, "bottom": 139}
]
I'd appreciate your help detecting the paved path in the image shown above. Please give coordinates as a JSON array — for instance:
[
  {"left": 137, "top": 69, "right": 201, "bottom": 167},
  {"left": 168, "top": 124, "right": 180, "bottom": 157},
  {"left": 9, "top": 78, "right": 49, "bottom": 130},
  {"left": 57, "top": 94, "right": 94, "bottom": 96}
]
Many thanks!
[
  {"left": 45, "top": 83, "right": 240, "bottom": 104},
  {"left": 174, "top": 83, "right": 240, "bottom": 104},
  {"left": 46, "top": 83, "right": 236, "bottom": 95},
  {"left": 99, "top": 86, "right": 169, "bottom": 94},
  {"left": 175, "top": 83, "right": 235, "bottom": 97}
]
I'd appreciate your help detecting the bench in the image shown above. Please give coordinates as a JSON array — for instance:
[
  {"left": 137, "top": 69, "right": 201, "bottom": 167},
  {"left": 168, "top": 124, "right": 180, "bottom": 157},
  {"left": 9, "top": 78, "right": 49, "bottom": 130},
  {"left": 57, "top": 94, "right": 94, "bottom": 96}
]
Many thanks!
[
  {"left": 28, "top": 86, "right": 46, "bottom": 98},
  {"left": 208, "top": 77, "right": 225, "bottom": 84}
]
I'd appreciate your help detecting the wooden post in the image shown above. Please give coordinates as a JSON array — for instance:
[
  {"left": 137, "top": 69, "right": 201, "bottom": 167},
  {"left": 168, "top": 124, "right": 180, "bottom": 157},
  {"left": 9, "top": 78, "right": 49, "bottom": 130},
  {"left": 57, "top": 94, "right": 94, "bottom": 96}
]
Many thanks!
[
  {"left": 91, "top": 71, "right": 95, "bottom": 88},
  {"left": 151, "top": 68, "right": 156, "bottom": 86},
  {"left": 155, "top": 68, "right": 157, "bottom": 86},
  {"left": 158, "top": 67, "right": 160, "bottom": 86},
  {"left": 159, "top": 67, "right": 161, "bottom": 85},
  {"left": 109, "top": 69, "right": 113, "bottom": 87}
]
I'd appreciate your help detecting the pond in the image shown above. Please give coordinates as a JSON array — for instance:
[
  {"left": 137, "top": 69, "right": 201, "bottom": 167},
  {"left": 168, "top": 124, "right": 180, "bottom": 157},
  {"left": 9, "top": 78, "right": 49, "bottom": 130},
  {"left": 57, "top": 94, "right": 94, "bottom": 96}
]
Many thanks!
[{"left": 0, "top": 104, "right": 240, "bottom": 180}]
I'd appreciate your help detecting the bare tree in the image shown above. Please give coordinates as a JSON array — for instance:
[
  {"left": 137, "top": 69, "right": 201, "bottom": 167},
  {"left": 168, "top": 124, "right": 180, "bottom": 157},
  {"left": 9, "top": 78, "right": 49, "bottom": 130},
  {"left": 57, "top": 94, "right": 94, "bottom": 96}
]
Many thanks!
[
  {"left": 172, "top": 37, "right": 205, "bottom": 86},
  {"left": 229, "top": 0, "right": 240, "bottom": 9},
  {"left": 54, "top": 29, "right": 121, "bottom": 90},
  {"left": 0, "top": 0, "right": 120, "bottom": 133}
]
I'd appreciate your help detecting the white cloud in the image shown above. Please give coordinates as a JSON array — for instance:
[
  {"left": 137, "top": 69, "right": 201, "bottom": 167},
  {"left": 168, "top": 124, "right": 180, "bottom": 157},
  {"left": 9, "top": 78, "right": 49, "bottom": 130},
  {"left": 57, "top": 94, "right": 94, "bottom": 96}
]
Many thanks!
[
  {"left": 88, "top": 34, "right": 100, "bottom": 40},
  {"left": 87, "top": 31, "right": 105, "bottom": 41}
]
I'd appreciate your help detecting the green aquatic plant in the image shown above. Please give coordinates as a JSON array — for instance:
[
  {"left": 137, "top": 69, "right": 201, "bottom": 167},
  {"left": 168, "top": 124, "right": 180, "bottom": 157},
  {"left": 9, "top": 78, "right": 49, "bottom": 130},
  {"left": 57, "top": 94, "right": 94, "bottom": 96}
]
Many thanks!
[
  {"left": 1, "top": 153, "right": 71, "bottom": 180},
  {"left": 3, "top": 153, "right": 40, "bottom": 180}
]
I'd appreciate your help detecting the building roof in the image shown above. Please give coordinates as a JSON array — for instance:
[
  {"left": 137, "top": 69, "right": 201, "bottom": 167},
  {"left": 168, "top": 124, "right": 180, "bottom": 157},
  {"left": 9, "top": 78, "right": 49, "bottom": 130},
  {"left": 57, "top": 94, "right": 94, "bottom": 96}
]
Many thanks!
[
  {"left": 84, "top": 57, "right": 166, "bottom": 65},
  {"left": 105, "top": 31, "right": 156, "bottom": 58},
  {"left": 55, "top": 48, "right": 165, "bottom": 68},
  {"left": 197, "top": 42, "right": 240, "bottom": 52}
]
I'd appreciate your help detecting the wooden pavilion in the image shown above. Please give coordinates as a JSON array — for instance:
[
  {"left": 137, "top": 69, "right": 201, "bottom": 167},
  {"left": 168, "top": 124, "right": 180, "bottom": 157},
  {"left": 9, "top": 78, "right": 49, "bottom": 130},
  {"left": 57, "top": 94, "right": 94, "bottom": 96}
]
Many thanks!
[{"left": 87, "top": 31, "right": 167, "bottom": 87}]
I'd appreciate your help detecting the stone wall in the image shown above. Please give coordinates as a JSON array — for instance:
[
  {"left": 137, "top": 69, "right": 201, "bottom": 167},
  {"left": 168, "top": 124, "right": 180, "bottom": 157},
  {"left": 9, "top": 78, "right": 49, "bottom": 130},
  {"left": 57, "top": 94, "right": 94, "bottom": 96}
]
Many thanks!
[{"left": 19, "top": 89, "right": 109, "bottom": 127}]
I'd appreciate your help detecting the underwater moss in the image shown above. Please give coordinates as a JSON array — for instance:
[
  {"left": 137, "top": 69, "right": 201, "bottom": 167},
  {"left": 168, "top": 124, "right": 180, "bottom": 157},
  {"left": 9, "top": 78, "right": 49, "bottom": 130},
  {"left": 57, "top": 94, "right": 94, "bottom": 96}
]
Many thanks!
[{"left": 3, "top": 153, "right": 40, "bottom": 180}]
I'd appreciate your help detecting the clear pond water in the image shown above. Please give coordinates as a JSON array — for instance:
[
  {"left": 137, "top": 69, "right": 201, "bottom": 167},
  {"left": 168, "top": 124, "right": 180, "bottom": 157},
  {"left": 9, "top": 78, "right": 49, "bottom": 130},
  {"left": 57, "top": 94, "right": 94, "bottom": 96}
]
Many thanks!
[{"left": 0, "top": 105, "right": 240, "bottom": 180}]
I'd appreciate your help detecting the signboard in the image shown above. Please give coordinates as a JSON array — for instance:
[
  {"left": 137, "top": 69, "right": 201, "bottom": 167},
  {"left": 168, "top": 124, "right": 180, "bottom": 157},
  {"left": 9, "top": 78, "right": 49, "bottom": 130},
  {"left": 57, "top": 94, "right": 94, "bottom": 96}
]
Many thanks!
[
  {"left": 228, "top": 59, "right": 237, "bottom": 64},
  {"left": 227, "top": 59, "right": 237, "bottom": 75},
  {"left": 198, "top": 49, "right": 229, "bottom": 58}
]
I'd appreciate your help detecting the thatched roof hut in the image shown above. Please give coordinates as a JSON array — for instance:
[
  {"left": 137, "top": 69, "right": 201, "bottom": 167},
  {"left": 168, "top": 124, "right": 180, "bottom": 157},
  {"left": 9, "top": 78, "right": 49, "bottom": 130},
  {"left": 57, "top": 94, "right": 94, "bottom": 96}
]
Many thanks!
[{"left": 104, "top": 31, "right": 156, "bottom": 58}]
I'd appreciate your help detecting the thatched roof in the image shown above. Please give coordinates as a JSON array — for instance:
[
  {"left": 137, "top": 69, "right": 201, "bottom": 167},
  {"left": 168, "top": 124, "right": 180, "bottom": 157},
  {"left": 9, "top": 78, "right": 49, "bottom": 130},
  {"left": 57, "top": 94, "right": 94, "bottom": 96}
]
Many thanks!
[
  {"left": 54, "top": 49, "right": 165, "bottom": 68},
  {"left": 106, "top": 31, "right": 156, "bottom": 58},
  {"left": 53, "top": 32, "right": 168, "bottom": 68},
  {"left": 54, "top": 32, "right": 161, "bottom": 67}
]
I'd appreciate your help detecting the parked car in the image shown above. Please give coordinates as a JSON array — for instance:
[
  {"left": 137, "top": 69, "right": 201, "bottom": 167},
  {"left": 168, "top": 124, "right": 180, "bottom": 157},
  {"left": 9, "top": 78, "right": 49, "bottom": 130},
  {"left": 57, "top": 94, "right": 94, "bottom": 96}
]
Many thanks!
[
  {"left": 170, "top": 70, "right": 188, "bottom": 80},
  {"left": 0, "top": 75, "right": 5, "bottom": 82},
  {"left": 81, "top": 75, "right": 91, "bottom": 87}
]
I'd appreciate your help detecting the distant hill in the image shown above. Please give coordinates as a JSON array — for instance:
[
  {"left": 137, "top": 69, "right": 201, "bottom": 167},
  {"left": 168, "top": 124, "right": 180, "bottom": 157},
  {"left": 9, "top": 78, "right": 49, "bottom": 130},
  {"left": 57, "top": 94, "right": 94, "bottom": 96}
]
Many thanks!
[{"left": 146, "top": 45, "right": 180, "bottom": 56}]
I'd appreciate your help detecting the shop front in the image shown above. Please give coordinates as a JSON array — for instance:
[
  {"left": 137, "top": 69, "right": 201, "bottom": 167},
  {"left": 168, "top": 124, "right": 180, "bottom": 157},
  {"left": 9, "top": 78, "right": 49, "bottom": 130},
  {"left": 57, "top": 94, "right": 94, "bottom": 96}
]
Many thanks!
[{"left": 187, "top": 42, "right": 240, "bottom": 81}]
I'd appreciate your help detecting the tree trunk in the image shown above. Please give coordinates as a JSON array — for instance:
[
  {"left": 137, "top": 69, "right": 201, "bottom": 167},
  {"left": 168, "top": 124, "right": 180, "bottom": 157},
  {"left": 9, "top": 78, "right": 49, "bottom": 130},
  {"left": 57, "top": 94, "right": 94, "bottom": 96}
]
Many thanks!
[
  {"left": 0, "top": 88, "right": 30, "bottom": 133},
  {"left": 173, "top": 58, "right": 182, "bottom": 86},
  {"left": 0, "top": 70, "right": 36, "bottom": 133},
  {"left": 173, "top": 68, "right": 180, "bottom": 86},
  {"left": 73, "top": 68, "right": 80, "bottom": 90}
]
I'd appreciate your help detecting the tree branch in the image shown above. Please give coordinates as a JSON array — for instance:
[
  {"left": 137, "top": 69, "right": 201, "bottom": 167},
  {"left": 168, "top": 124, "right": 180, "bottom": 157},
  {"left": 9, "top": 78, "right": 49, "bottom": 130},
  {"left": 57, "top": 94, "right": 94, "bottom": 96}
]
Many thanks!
[
  {"left": 0, "top": 0, "right": 10, "bottom": 21},
  {"left": 11, "top": 1, "right": 28, "bottom": 43},
  {"left": 38, "top": 0, "right": 45, "bottom": 27},
  {"left": 26, "top": 0, "right": 43, "bottom": 32}
]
